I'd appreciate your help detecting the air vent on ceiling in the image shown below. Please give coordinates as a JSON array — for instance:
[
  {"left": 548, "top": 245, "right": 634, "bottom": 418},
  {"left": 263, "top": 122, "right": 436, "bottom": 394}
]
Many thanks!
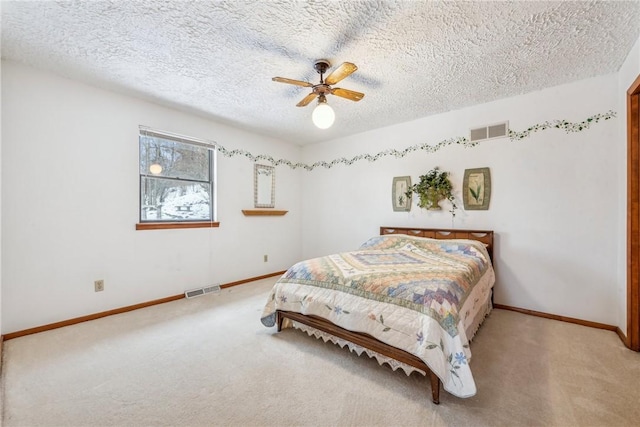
[
  {"left": 185, "top": 284, "right": 221, "bottom": 299},
  {"left": 470, "top": 121, "right": 509, "bottom": 142}
]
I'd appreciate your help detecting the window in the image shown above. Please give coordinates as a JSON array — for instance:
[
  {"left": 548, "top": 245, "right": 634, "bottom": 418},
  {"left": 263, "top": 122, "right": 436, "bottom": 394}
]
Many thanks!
[{"left": 138, "top": 127, "right": 217, "bottom": 229}]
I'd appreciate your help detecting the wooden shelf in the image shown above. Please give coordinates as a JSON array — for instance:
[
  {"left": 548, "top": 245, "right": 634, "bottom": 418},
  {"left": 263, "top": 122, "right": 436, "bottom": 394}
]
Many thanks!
[{"left": 242, "top": 209, "right": 288, "bottom": 216}]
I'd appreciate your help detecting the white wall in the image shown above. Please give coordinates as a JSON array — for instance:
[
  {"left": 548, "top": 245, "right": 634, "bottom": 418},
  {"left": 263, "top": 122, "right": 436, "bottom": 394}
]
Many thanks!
[
  {"left": 617, "top": 35, "right": 640, "bottom": 334},
  {"left": 0, "top": 51, "right": 3, "bottom": 338},
  {"left": 2, "top": 52, "right": 635, "bottom": 334},
  {"left": 1, "top": 61, "right": 302, "bottom": 333},
  {"left": 301, "top": 73, "right": 622, "bottom": 326}
]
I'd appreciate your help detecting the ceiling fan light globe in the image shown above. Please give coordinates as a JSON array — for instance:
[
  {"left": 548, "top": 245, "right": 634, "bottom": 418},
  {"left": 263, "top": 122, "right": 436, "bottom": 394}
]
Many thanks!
[
  {"left": 312, "top": 103, "right": 335, "bottom": 129},
  {"left": 149, "top": 163, "right": 163, "bottom": 175}
]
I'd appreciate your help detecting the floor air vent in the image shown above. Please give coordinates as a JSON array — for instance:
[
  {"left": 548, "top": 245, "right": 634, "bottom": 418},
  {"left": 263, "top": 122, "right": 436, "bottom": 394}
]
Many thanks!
[
  {"left": 470, "top": 121, "right": 509, "bottom": 142},
  {"left": 185, "top": 284, "right": 221, "bottom": 299}
]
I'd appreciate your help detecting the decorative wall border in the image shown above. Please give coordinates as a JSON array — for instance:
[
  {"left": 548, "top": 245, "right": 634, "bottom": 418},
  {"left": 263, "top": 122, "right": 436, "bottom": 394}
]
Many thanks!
[
  {"left": 215, "top": 111, "right": 616, "bottom": 171},
  {"left": 507, "top": 110, "right": 615, "bottom": 140}
]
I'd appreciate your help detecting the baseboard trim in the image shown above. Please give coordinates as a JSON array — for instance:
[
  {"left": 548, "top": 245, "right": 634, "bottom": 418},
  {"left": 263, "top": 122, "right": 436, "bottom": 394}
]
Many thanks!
[
  {"left": 220, "top": 270, "right": 286, "bottom": 289},
  {"left": 3, "top": 270, "right": 286, "bottom": 341},
  {"left": 494, "top": 303, "right": 618, "bottom": 331},
  {"left": 616, "top": 327, "right": 629, "bottom": 347}
]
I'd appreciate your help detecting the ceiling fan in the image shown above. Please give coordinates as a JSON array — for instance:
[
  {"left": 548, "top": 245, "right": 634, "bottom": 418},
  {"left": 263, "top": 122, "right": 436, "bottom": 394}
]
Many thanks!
[{"left": 272, "top": 59, "right": 365, "bottom": 128}]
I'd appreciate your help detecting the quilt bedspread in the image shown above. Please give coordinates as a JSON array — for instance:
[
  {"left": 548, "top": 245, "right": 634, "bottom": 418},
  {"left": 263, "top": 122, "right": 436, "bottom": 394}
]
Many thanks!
[{"left": 260, "top": 234, "right": 495, "bottom": 398}]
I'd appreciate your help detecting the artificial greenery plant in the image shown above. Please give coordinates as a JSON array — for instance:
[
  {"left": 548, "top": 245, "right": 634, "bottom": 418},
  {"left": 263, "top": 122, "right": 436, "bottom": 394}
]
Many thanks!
[{"left": 405, "top": 167, "right": 458, "bottom": 216}]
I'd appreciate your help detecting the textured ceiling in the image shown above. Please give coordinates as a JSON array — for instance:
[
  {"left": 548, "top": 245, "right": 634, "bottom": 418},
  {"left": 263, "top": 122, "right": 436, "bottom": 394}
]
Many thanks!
[{"left": 2, "top": 1, "right": 639, "bottom": 145}]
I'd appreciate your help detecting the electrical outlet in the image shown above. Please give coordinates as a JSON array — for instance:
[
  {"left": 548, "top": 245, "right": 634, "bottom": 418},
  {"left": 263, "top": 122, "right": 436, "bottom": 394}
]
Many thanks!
[
  {"left": 94, "top": 279, "right": 104, "bottom": 292},
  {"left": 263, "top": 254, "right": 268, "bottom": 262}
]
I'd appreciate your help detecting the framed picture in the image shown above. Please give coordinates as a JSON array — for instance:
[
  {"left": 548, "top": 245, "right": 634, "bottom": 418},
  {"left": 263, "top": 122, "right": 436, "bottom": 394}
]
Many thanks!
[
  {"left": 392, "top": 176, "right": 412, "bottom": 212},
  {"left": 463, "top": 168, "right": 491, "bottom": 210}
]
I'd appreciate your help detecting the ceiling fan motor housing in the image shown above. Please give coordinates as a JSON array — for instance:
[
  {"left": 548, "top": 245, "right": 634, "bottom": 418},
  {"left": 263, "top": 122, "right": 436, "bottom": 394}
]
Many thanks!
[{"left": 313, "top": 59, "right": 331, "bottom": 75}]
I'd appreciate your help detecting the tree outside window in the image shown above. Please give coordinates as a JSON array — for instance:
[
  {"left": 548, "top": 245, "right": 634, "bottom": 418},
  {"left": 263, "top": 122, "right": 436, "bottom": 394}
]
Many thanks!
[{"left": 139, "top": 129, "right": 215, "bottom": 222}]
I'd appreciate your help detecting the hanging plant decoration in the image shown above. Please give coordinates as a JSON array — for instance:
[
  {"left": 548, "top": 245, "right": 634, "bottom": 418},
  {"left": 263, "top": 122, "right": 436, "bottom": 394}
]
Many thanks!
[{"left": 406, "top": 167, "right": 458, "bottom": 216}]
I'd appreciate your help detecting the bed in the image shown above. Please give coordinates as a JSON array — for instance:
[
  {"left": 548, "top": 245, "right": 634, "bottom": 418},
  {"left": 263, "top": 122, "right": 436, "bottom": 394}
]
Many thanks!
[{"left": 260, "top": 226, "right": 495, "bottom": 404}]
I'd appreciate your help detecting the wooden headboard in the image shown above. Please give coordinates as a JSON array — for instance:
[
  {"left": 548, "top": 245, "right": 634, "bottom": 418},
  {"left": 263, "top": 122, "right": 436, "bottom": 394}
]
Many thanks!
[{"left": 380, "top": 226, "right": 494, "bottom": 260}]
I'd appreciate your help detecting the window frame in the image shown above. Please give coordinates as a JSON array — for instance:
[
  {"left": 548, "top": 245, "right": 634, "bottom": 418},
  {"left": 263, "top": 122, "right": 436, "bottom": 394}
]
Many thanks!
[{"left": 136, "top": 127, "right": 219, "bottom": 230}]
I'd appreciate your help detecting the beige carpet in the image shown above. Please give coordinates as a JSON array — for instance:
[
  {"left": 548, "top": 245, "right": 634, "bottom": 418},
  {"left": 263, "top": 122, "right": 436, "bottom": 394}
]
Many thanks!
[{"left": 2, "top": 277, "right": 639, "bottom": 427}]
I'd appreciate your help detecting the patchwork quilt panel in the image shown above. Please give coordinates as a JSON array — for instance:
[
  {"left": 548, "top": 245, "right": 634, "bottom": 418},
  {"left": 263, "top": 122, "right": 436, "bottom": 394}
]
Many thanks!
[{"left": 261, "top": 234, "right": 495, "bottom": 398}]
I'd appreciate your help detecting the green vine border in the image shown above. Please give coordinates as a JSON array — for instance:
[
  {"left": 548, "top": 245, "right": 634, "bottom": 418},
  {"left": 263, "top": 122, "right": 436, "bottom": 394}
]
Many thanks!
[{"left": 215, "top": 110, "right": 616, "bottom": 171}]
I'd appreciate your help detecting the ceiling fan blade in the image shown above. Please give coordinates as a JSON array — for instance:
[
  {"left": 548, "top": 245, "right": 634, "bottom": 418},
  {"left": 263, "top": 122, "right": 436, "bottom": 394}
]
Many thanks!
[
  {"left": 272, "top": 77, "right": 314, "bottom": 88},
  {"left": 324, "top": 62, "right": 358, "bottom": 85},
  {"left": 296, "top": 92, "right": 318, "bottom": 107},
  {"left": 331, "top": 87, "right": 365, "bottom": 102}
]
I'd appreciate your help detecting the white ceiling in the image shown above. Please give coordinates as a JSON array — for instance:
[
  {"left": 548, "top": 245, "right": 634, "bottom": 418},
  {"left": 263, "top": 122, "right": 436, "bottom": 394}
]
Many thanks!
[{"left": 2, "top": 1, "right": 639, "bottom": 145}]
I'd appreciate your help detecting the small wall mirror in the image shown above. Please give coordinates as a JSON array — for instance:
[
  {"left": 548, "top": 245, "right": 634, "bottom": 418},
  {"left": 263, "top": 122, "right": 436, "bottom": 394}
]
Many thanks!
[{"left": 254, "top": 164, "right": 275, "bottom": 208}]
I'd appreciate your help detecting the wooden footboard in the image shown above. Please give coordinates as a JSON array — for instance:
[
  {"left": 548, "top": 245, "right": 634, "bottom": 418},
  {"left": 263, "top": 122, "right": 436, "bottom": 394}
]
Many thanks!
[{"left": 276, "top": 310, "right": 442, "bottom": 404}]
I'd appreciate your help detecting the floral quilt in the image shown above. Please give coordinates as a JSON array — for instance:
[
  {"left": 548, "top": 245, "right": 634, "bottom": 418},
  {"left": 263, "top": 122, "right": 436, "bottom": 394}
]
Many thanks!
[{"left": 261, "top": 234, "right": 495, "bottom": 398}]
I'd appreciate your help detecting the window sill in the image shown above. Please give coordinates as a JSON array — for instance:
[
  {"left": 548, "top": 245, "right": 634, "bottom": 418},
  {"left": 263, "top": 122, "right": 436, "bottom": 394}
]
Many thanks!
[{"left": 136, "top": 221, "right": 220, "bottom": 231}]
